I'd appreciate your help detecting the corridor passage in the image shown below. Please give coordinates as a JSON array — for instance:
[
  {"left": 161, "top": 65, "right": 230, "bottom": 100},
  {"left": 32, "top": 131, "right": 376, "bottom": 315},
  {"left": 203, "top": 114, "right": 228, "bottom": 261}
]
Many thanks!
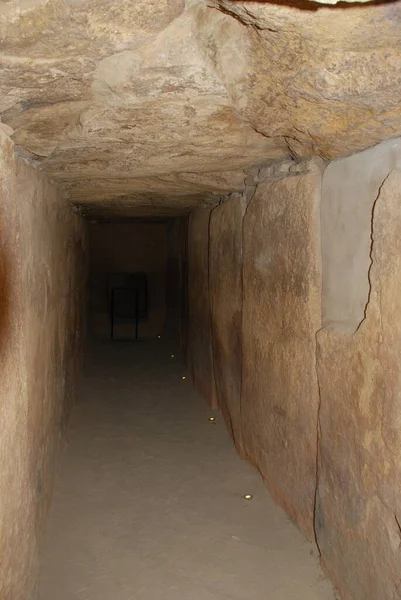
[{"left": 39, "top": 341, "right": 337, "bottom": 600}]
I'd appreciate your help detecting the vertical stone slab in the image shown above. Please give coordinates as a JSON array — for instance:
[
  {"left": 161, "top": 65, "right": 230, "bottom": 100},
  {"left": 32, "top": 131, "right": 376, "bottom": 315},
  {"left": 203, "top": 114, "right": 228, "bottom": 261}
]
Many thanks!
[
  {"left": 241, "top": 165, "right": 322, "bottom": 540},
  {"left": 0, "top": 131, "right": 88, "bottom": 600},
  {"left": 209, "top": 194, "right": 246, "bottom": 453},
  {"left": 317, "top": 143, "right": 401, "bottom": 600},
  {"left": 187, "top": 208, "right": 217, "bottom": 407}
]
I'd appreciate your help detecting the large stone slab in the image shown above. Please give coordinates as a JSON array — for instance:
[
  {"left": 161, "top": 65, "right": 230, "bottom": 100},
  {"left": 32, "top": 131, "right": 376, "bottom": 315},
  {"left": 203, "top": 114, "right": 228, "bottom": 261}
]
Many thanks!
[
  {"left": 241, "top": 164, "right": 322, "bottom": 540},
  {"left": 187, "top": 208, "right": 217, "bottom": 407},
  {"left": 0, "top": 1, "right": 284, "bottom": 216},
  {"left": 0, "top": 131, "right": 87, "bottom": 600},
  {"left": 194, "top": 0, "right": 401, "bottom": 159},
  {"left": 316, "top": 144, "right": 401, "bottom": 600},
  {"left": 4, "top": 1, "right": 401, "bottom": 217},
  {"left": 209, "top": 193, "right": 247, "bottom": 453}
]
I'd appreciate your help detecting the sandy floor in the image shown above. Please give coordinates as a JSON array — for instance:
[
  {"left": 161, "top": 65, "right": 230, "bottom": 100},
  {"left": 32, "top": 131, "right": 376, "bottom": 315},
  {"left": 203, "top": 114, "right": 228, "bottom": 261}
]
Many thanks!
[{"left": 40, "top": 340, "right": 337, "bottom": 600}]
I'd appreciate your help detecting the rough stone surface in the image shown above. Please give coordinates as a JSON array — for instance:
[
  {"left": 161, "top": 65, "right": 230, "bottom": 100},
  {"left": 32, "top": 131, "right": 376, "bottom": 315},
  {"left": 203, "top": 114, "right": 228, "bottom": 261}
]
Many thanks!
[
  {"left": 187, "top": 208, "right": 217, "bottom": 408},
  {"left": 186, "top": 141, "right": 401, "bottom": 599},
  {"left": 192, "top": 1, "right": 401, "bottom": 160},
  {"left": 240, "top": 165, "right": 323, "bottom": 541},
  {"left": 2, "top": 1, "right": 401, "bottom": 215},
  {"left": 66, "top": 171, "right": 247, "bottom": 220},
  {"left": 322, "top": 138, "right": 401, "bottom": 331},
  {"left": 3, "top": 1, "right": 401, "bottom": 598},
  {"left": 0, "top": 0, "right": 283, "bottom": 216},
  {"left": 316, "top": 148, "right": 401, "bottom": 600},
  {"left": 209, "top": 193, "right": 246, "bottom": 454},
  {"left": 188, "top": 164, "right": 323, "bottom": 541},
  {"left": 0, "top": 131, "right": 87, "bottom": 600}
]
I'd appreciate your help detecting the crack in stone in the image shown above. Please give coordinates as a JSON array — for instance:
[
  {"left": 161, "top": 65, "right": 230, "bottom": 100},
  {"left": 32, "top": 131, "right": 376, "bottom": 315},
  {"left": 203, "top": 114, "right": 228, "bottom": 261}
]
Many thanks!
[
  {"left": 355, "top": 170, "right": 393, "bottom": 334},
  {"left": 394, "top": 513, "right": 401, "bottom": 540}
]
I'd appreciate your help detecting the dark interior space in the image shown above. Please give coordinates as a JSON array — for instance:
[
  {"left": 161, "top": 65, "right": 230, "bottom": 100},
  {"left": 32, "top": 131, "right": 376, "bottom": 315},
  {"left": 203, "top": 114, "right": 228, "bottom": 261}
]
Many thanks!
[{"left": 88, "top": 218, "right": 187, "bottom": 343}]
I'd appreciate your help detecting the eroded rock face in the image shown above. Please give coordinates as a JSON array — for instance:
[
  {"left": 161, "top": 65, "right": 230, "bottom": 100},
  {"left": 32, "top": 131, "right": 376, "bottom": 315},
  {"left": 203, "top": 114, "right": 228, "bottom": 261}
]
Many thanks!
[
  {"left": 317, "top": 144, "right": 401, "bottom": 600},
  {"left": 198, "top": 1, "right": 401, "bottom": 159},
  {"left": 0, "top": 0, "right": 285, "bottom": 216},
  {"left": 1, "top": 0, "right": 401, "bottom": 215}
]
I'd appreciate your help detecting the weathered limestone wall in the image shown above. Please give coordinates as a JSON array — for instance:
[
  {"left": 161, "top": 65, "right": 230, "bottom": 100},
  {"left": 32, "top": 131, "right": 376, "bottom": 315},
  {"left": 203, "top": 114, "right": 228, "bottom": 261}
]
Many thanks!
[
  {"left": 186, "top": 139, "right": 401, "bottom": 599},
  {"left": 187, "top": 162, "right": 323, "bottom": 540},
  {"left": 89, "top": 223, "right": 167, "bottom": 339},
  {"left": 0, "top": 131, "right": 88, "bottom": 600},
  {"left": 241, "top": 165, "right": 322, "bottom": 541},
  {"left": 316, "top": 140, "right": 401, "bottom": 600},
  {"left": 187, "top": 209, "right": 217, "bottom": 408},
  {"left": 209, "top": 194, "right": 246, "bottom": 453}
]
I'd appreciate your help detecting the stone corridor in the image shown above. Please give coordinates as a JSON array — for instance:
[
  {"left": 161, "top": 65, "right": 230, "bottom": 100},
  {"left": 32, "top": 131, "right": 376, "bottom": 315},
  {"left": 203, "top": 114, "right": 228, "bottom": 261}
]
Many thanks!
[{"left": 39, "top": 341, "right": 336, "bottom": 600}]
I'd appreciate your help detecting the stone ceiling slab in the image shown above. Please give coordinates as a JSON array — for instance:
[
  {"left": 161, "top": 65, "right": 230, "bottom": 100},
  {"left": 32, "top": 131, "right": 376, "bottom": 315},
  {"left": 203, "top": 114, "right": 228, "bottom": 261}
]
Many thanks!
[
  {"left": 196, "top": 0, "right": 401, "bottom": 159},
  {"left": 1, "top": 0, "right": 401, "bottom": 216}
]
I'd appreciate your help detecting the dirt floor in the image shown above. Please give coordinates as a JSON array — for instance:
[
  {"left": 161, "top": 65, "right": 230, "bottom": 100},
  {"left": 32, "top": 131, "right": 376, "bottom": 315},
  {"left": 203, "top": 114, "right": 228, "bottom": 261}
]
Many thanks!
[{"left": 39, "top": 340, "right": 337, "bottom": 600}]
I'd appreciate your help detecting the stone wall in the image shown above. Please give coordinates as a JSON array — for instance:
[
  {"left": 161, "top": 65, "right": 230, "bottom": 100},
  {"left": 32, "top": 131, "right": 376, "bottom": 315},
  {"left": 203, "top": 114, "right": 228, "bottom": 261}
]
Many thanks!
[
  {"left": 209, "top": 193, "right": 246, "bottom": 454},
  {"left": 186, "top": 139, "right": 401, "bottom": 600},
  {"left": 186, "top": 161, "right": 323, "bottom": 539},
  {"left": 316, "top": 140, "right": 401, "bottom": 600},
  {"left": 241, "top": 165, "right": 322, "bottom": 541},
  {"left": 0, "top": 131, "right": 88, "bottom": 600},
  {"left": 187, "top": 209, "right": 217, "bottom": 408}
]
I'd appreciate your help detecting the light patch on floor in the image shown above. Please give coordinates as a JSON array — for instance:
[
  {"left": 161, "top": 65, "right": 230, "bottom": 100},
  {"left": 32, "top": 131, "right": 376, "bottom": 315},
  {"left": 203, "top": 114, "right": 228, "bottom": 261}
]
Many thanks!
[{"left": 39, "top": 341, "right": 337, "bottom": 600}]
